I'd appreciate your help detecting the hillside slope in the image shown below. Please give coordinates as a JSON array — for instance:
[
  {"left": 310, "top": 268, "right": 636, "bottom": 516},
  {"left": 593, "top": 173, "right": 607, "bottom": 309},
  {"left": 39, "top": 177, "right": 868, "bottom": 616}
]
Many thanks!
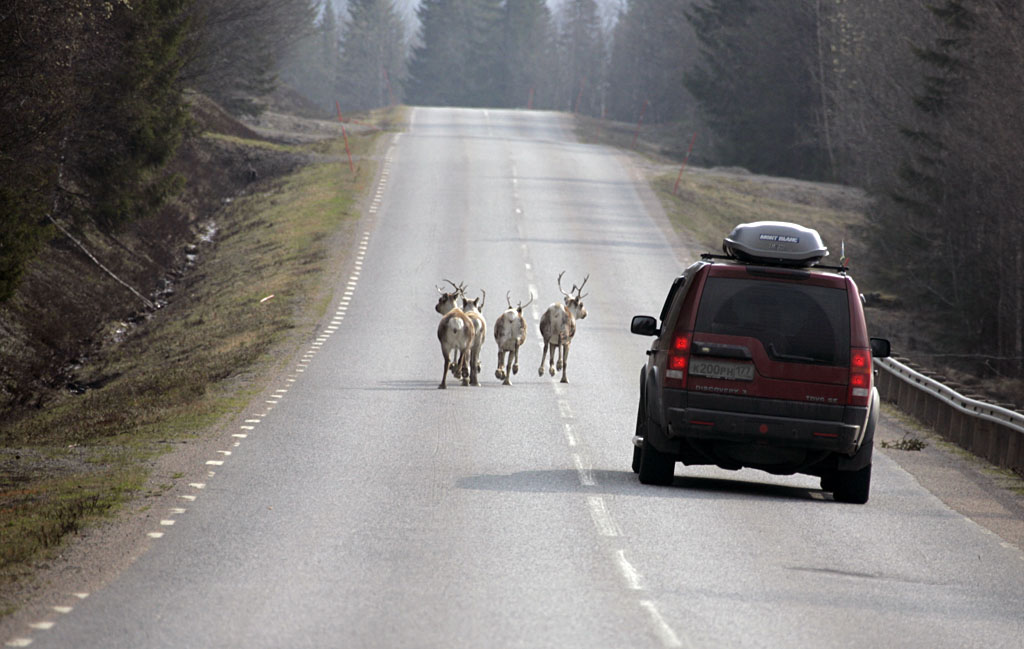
[{"left": 0, "top": 95, "right": 309, "bottom": 417}]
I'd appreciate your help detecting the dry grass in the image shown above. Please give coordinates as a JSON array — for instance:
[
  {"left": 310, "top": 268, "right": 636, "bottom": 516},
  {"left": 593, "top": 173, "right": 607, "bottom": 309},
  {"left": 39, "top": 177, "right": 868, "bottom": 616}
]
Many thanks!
[{"left": 0, "top": 107, "right": 397, "bottom": 613}]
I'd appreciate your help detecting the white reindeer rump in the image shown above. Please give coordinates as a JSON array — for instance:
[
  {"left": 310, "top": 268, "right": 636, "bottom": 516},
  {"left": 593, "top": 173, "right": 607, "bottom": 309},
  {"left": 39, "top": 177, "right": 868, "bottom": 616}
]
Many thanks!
[
  {"left": 494, "top": 291, "right": 531, "bottom": 385},
  {"left": 537, "top": 271, "right": 588, "bottom": 384},
  {"left": 435, "top": 280, "right": 476, "bottom": 389},
  {"left": 460, "top": 289, "right": 487, "bottom": 387}
]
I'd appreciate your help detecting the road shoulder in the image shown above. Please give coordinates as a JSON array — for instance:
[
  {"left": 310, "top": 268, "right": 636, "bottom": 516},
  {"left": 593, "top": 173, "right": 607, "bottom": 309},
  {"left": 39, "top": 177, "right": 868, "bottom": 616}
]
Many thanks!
[{"left": 876, "top": 406, "right": 1024, "bottom": 551}]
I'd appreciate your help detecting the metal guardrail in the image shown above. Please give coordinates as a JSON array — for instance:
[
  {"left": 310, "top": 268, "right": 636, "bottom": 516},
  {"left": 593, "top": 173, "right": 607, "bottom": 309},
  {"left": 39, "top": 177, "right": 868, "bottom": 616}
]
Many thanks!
[
  {"left": 874, "top": 357, "right": 1024, "bottom": 473},
  {"left": 876, "top": 357, "right": 1024, "bottom": 434}
]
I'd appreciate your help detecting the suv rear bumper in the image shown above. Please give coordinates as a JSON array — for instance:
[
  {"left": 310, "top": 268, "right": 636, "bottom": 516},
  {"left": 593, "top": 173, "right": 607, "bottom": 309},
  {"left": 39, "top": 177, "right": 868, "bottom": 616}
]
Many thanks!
[{"left": 666, "top": 406, "right": 862, "bottom": 455}]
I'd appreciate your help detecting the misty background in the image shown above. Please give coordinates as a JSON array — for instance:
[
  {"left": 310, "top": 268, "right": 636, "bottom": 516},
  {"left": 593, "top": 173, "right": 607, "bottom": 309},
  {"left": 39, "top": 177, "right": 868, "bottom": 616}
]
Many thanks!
[{"left": 1, "top": 0, "right": 1022, "bottom": 381}]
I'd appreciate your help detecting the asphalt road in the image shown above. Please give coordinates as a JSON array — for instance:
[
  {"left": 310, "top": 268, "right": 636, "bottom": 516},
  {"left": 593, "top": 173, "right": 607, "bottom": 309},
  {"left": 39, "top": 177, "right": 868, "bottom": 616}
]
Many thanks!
[{"left": 13, "top": 107, "right": 1024, "bottom": 649}]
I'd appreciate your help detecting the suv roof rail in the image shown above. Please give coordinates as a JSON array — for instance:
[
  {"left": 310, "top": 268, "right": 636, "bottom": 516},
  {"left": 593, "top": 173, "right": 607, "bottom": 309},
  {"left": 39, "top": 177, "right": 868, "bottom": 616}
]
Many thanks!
[{"left": 700, "top": 252, "right": 849, "bottom": 274}]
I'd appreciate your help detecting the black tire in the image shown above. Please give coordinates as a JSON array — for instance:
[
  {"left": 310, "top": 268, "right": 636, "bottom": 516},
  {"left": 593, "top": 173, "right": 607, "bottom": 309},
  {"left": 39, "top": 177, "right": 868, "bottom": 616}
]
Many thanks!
[
  {"left": 632, "top": 397, "right": 645, "bottom": 474},
  {"left": 638, "top": 436, "right": 675, "bottom": 486},
  {"left": 833, "top": 463, "right": 871, "bottom": 504}
]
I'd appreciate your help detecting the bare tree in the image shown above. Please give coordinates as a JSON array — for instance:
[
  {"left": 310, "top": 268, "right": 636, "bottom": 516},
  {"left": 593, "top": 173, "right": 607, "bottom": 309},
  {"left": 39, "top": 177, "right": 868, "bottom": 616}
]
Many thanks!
[{"left": 184, "top": 0, "right": 319, "bottom": 114}]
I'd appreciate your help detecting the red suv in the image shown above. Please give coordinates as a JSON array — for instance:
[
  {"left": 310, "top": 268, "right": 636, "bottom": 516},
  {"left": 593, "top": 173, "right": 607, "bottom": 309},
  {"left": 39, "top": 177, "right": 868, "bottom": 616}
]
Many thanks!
[{"left": 630, "top": 222, "right": 890, "bottom": 503}]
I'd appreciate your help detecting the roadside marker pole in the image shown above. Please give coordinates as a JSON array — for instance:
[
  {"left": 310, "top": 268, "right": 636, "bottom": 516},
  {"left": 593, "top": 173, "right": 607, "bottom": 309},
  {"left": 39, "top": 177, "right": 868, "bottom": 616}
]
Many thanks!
[
  {"left": 528, "top": 87, "right": 535, "bottom": 110},
  {"left": 342, "top": 124, "right": 354, "bottom": 174},
  {"left": 673, "top": 131, "right": 698, "bottom": 195},
  {"left": 383, "top": 68, "right": 395, "bottom": 106},
  {"left": 631, "top": 99, "right": 649, "bottom": 150},
  {"left": 573, "top": 79, "right": 585, "bottom": 114},
  {"left": 336, "top": 100, "right": 355, "bottom": 175}
]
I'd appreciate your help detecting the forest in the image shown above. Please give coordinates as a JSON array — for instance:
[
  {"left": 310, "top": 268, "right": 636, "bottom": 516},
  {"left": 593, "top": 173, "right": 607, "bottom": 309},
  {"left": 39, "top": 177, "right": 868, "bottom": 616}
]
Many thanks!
[{"left": 1, "top": 0, "right": 1021, "bottom": 381}]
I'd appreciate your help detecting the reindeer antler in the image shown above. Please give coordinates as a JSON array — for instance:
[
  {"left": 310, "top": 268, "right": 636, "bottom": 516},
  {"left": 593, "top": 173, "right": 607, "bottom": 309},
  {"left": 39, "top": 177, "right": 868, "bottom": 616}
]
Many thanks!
[
  {"left": 573, "top": 274, "right": 590, "bottom": 299},
  {"left": 506, "top": 290, "right": 513, "bottom": 309},
  {"left": 443, "top": 279, "right": 466, "bottom": 295},
  {"left": 520, "top": 291, "right": 534, "bottom": 310},
  {"left": 557, "top": 270, "right": 569, "bottom": 299},
  {"left": 478, "top": 288, "right": 486, "bottom": 309}
]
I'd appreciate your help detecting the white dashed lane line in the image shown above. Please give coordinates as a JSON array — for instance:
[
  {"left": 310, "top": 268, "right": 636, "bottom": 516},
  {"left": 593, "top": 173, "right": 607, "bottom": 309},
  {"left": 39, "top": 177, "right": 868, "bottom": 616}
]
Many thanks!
[
  {"left": 538, "top": 290, "right": 685, "bottom": 649},
  {"left": 615, "top": 550, "right": 645, "bottom": 591},
  {"left": 640, "top": 600, "right": 687, "bottom": 649},
  {"left": 4, "top": 218, "right": 374, "bottom": 648},
  {"left": 586, "top": 496, "right": 621, "bottom": 538}
]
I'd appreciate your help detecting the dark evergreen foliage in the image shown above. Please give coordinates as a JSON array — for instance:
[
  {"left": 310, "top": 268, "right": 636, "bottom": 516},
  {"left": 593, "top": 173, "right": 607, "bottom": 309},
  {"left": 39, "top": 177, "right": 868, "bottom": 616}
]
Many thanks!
[
  {"left": 406, "top": 0, "right": 552, "bottom": 109},
  {"left": 337, "top": 0, "right": 406, "bottom": 112},
  {"left": 0, "top": 0, "right": 195, "bottom": 298},
  {"left": 500, "top": 0, "right": 554, "bottom": 109},
  {"left": 685, "top": 0, "right": 827, "bottom": 179},
  {"left": 606, "top": 0, "right": 696, "bottom": 124},
  {"left": 184, "top": 0, "right": 319, "bottom": 115},
  {"left": 882, "top": 1, "right": 1024, "bottom": 372},
  {"left": 278, "top": 1, "right": 346, "bottom": 116},
  {"left": 553, "top": 0, "right": 603, "bottom": 115},
  {"left": 82, "top": 0, "right": 195, "bottom": 230}
]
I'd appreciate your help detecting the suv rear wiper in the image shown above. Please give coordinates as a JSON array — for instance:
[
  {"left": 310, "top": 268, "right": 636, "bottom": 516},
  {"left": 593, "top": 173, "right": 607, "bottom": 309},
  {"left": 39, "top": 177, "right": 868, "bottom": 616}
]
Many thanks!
[{"left": 767, "top": 343, "right": 825, "bottom": 364}]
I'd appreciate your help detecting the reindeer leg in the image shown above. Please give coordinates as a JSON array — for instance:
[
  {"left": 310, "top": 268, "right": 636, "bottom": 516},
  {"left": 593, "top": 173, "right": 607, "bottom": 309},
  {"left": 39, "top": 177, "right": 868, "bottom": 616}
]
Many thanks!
[
  {"left": 458, "top": 350, "right": 470, "bottom": 378},
  {"left": 470, "top": 347, "right": 480, "bottom": 386},
  {"left": 496, "top": 350, "right": 506, "bottom": 380},
  {"left": 503, "top": 351, "right": 513, "bottom": 385},
  {"left": 538, "top": 343, "right": 548, "bottom": 376},
  {"left": 439, "top": 350, "right": 449, "bottom": 389},
  {"left": 560, "top": 343, "right": 570, "bottom": 383},
  {"left": 512, "top": 343, "right": 519, "bottom": 375}
]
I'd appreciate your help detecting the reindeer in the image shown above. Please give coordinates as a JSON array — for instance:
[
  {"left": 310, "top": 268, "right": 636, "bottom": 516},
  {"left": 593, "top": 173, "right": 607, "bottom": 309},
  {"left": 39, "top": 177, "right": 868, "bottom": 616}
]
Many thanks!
[
  {"left": 435, "top": 280, "right": 463, "bottom": 317},
  {"left": 538, "top": 271, "right": 588, "bottom": 383},
  {"left": 460, "top": 288, "right": 487, "bottom": 386},
  {"left": 494, "top": 291, "right": 532, "bottom": 385},
  {"left": 435, "top": 280, "right": 475, "bottom": 389}
]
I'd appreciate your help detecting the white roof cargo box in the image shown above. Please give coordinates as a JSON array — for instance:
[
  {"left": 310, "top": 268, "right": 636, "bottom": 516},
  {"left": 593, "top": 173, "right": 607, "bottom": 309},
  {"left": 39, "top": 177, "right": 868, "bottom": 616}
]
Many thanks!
[{"left": 722, "top": 221, "right": 829, "bottom": 267}]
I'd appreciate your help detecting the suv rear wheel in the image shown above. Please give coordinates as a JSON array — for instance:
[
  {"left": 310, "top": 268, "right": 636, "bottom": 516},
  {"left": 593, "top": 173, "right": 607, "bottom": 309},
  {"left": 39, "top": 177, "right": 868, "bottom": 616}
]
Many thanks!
[
  {"left": 832, "top": 464, "right": 871, "bottom": 504},
  {"left": 632, "top": 399, "right": 645, "bottom": 473},
  {"left": 638, "top": 434, "right": 675, "bottom": 486}
]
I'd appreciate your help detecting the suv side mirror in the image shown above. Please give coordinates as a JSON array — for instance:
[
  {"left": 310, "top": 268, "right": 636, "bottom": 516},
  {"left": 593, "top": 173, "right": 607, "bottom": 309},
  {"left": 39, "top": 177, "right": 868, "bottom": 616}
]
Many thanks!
[
  {"left": 870, "top": 337, "right": 891, "bottom": 359},
  {"left": 631, "top": 315, "right": 659, "bottom": 336}
]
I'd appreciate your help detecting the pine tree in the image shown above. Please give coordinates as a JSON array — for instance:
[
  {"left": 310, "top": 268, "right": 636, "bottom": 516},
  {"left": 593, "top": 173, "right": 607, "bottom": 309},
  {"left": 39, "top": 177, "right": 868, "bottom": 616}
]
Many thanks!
[
  {"left": 554, "top": 0, "right": 603, "bottom": 115},
  {"left": 686, "top": 0, "right": 826, "bottom": 178},
  {"left": 185, "top": 0, "right": 318, "bottom": 115},
  {"left": 466, "top": 0, "right": 505, "bottom": 106},
  {"left": 79, "top": 0, "right": 194, "bottom": 230},
  {"left": 406, "top": 0, "right": 504, "bottom": 107},
  {"left": 500, "top": 0, "right": 553, "bottom": 108},
  {"left": 607, "top": 0, "right": 697, "bottom": 124},
  {"left": 338, "top": 0, "right": 406, "bottom": 111},
  {"left": 0, "top": 0, "right": 78, "bottom": 300},
  {"left": 278, "top": 1, "right": 346, "bottom": 115},
  {"left": 882, "top": 2, "right": 999, "bottom": 355}
]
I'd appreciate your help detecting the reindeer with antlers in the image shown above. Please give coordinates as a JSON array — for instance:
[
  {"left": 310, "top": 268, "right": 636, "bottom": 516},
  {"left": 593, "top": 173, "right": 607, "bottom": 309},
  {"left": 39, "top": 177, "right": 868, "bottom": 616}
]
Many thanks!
[
  {"left": 494, "top": 291, "right": 533, "bottom": 385},
  {"left": 538, "top": 271, "right": 589, "bottom": 383},
  {"left": 460, "top": 288, "right": 487, "bottom": 386},
  {"left": 435, "top": 280, "right": 476, "bottom": 389}
]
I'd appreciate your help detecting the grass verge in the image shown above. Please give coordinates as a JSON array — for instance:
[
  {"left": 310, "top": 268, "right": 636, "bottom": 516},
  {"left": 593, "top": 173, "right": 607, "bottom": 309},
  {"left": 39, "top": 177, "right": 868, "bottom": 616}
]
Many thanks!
[{"left": 0, "top": 107, "right": 399, "bottom": 615}]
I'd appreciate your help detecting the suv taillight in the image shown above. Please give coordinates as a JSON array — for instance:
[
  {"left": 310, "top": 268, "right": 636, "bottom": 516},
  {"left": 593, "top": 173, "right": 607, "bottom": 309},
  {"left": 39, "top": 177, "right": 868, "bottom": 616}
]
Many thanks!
[
  {"left": 665, "top": 333, "right": 692, "bottom": 389},
  {"left": 848, "top": 348, "right": 872, "bottom": 406}
]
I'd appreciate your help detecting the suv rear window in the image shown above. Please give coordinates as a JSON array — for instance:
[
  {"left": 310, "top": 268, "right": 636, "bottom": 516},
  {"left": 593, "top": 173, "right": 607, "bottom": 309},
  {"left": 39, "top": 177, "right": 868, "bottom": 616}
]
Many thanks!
[{"left": 694, "top": 276, "right": 850, "bottom": 366}]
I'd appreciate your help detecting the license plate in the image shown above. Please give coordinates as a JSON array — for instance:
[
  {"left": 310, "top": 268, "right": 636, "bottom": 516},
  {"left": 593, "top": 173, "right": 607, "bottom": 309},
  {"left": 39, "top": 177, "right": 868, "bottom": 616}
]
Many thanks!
[{"left": 690, "top": 358, "right": 755, "bottom": 381}]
